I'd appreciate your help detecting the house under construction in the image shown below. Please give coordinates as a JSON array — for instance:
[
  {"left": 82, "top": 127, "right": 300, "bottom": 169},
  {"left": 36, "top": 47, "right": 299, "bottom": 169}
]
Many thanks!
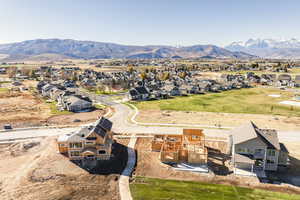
[{"left": 152, "top": 129, "right": 208, "bottom": 164}]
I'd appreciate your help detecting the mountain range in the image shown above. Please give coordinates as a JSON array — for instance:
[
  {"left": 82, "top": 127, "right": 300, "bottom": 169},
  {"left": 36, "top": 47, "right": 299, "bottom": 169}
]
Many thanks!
[
  {"left": 226, "top": 38, "right": 300, "bottom": 59},
  {"left": 0, "top": 39, "right": 255, "bottom": 61}
]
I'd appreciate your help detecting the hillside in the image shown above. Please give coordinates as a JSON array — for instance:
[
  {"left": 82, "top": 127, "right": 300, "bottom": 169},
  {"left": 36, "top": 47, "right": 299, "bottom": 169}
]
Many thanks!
[
  {"left": 0, "top": 39, "right": 255, "bottom": 61},
  {"left": 226, "top": 38, "right": 300, "bottom": 59}
]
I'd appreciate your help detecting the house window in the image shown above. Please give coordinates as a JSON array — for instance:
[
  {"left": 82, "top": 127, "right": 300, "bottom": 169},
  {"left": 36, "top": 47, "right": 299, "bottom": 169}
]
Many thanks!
[
  {"left": 87, "top": 137, "right": 97, "bottom": 140},
  {"left": 70, "top": 151, "right": 80, "bottom": 157},
  {"left": 69, "top": 142, "right": 83, "bottom": 148},
  {"left": 267, "top": 149, "right": 276, "bottom": 156},
  {"left": 255, "top": 149, "right": 263, "bottom": 154},
  {"left": 98, "top": 150, "right": 106, "bottom": 154},
  {"left": 237, "top": 148, "right": 248, "bottom": 153},
  {"left": 192, "top": 135, "right": 199, "bottom": 140},
  {"left": 267, "top": 160, "right": 275, "bottom": 164},
  {"left": 59, "top": 143, "right": 66, "bottom": 147},
  {"left": 85, "top": 141, "right": 95, "bottom": 145}
]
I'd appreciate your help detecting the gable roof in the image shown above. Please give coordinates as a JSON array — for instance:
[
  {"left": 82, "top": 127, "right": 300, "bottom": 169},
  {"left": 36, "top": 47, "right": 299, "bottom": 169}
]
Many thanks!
[
  {"left": 87, "top": 117, "right": 113, "bottom": 138},
  {"left": 232, "top": 121, "right": 280, "bottom": 150},
  {"left": 258, "top": 129, "right": 280, "bottom": 150},
  {"left": 231, "top": 121, "right": 258, "bottom": 144},
  {"left": 135, "top": 86, "right": 149, "bottom": 94}
]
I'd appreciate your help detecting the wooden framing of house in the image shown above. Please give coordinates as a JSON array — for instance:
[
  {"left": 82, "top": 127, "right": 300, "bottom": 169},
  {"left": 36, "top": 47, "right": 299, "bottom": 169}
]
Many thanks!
[{"left": 151, "top": 129, "right": 208, "bottom": 164}]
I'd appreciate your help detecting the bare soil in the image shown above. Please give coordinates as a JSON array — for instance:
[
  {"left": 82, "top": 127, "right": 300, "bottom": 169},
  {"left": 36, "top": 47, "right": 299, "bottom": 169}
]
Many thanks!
[
  {"left": 0, "top": 137, "right": 128, "bottom": 200},
  {"left": 134, "top": 138, "right": 300, "bottom": 195},
  {"left": 0, "top": 90, "right": 106, "bottom": 129},
  {"left": 136, "top": 110, "right": 300, "bottom": 131}
]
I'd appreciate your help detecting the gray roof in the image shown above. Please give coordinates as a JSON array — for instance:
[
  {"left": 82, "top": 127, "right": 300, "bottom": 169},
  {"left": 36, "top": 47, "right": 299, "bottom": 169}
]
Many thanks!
[
  {"left": 259, "top": 129, "right": 280, "bottom": 150},
  {"left": 280, "top": 143, "right": 289, "bottom": 153},
  {"left": 231, "top": 122, "right": 258, "bottom": 144},
  {"left": 233, "top": 153, "right": 255, "bottom": 164},
  {"left": 98, "top": 117, "right": 112, "bottom": 131},
  {"left": 232, "top": 121, "right": 280, "bottom": 150}
]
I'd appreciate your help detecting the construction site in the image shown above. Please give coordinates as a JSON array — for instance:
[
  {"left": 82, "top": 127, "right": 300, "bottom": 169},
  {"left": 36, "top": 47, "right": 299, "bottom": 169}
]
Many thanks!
[{"left": 152, "top": 129, "right": 208, "bottom": 167}]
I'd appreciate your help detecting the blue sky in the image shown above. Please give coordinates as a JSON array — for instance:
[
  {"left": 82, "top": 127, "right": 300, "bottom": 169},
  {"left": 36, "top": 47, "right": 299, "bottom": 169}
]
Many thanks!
[{"left": 0, "top": 0, "right": 299, "bottom": 46}]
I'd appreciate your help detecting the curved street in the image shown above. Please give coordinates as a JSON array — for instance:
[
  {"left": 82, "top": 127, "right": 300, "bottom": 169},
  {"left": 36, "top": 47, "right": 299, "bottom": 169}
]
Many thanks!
[{"left": 0, "top": 94, "right": 299, "bottom": 143}]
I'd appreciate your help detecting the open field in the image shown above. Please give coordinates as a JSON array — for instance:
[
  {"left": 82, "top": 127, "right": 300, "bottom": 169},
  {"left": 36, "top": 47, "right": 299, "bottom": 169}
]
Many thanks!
[
  {"left": 132, "top": 88, "right": 300, "bottom": 117},
  {"left": 0, "top": 88, "right": 106, "bottom": 128},
  {"left": 130, "top": 177, "right": 300, "bottom": 200},
  {"left": 135, "top": 109, "right": 300, "bottom": 131}
]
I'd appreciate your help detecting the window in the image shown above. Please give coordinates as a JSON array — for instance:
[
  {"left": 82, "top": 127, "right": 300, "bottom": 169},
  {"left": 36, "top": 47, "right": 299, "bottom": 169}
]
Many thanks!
[
  {"left": 255, "top": 149, "right": 263, "bottom": 153},
  {"left": 267, "top": 160, "right": 275, "bottom": 164},
  {"left": 192, "top": 135, "right": 199, "bottom": 140},
  {"left": 98, "top": 150, "right": 106, "bottom": 154},
  {"left": 70, "top": 151, "right": 80, "bottom": 157},
  {"left": 59, "top": 143, "right": 66, "bottom": 147},
  {"left": 267, "top": 149, "right": 276, "bottom": 156},
  {"left": 85, "top": 141, "right": 95, "bottom": 145},
  {"left": 69, "top": 142, "right": 83, "bottom": 148},
  {"left": 86, "top": 137, "right": 97, "bottom": 140},
  {"left": 237, "top": 148, "right": 248, "bottom": 153}
]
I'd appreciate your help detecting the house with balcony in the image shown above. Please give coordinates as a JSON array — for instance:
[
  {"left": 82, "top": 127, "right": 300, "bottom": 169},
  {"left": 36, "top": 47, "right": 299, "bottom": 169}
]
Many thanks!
[
  {"left": 231, "top": 122, "right": 289, "bottom": 177},
  {"left": 57, "top": 117, "right": 114, "bottom": 160}
]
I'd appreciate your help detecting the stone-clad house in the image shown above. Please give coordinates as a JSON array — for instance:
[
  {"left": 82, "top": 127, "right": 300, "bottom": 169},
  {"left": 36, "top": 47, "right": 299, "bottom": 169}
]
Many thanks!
[
  {"left": 57, "top": 117, "right": 114, "bottom": 160},
  {"left": 231, "top": 122, "right": 289, "bottom": 176}
]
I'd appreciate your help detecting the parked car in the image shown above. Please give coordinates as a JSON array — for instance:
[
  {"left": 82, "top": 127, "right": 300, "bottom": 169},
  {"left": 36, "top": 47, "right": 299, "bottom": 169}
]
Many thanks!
[{"left": 3, "top": 124, "right": 12, "bottom": 130}]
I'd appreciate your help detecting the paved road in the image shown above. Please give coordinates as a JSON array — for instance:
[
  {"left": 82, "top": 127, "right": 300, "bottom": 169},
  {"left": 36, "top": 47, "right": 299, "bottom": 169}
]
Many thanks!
[{"left": 0, "top": 93, "right": 299, "bottom": 143}]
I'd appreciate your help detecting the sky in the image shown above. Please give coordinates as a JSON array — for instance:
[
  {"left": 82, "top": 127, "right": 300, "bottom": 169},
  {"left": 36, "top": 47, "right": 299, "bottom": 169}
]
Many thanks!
[{"left": 0, "top": 0, "right": 299, "bottom": 47}]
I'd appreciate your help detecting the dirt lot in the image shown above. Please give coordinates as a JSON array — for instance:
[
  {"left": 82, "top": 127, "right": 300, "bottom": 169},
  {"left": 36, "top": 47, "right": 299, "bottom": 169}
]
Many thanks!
[
  {"left": 136, "top": 110, "right": 300, "bottom": 131},
  {"left": 0, "top": 89, "right": 106, "bottom": 128},
  {"left": 0, "top": 137, "right": 128, "bottom": 200},
  {"left": 134, "top": 138, "right": 300, "bottom": 195}
]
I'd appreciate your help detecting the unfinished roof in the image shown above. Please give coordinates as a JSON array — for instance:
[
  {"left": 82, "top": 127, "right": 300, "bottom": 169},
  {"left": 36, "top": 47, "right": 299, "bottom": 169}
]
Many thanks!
[{"left": 183, "top": 129, "right": 204, "bottom": 137}]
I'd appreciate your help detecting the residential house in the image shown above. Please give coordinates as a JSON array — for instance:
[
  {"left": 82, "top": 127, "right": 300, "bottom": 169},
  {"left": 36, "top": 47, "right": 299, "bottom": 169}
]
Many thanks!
[
  {"left": 231, "top": 122, "right": 289, "bottom": 176},
  {"left": 128, "top": 86, "right": 150, "bottom": 100},
  {"left": 60, "top": 95, "right": 93, "bottom": 112},
  {"left": 57, "top": 117, "right": 114, "bottom": 160}
]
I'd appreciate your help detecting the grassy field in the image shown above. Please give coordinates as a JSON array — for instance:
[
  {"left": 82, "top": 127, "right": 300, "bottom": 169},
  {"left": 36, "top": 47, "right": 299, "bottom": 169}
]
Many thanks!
[
  {"left": 130, "top": 177, "right": 300, "bottom": 200},
  {"left": 221, "top": 68, "right": 300, "bottom": 76},
  {"left": 0, "top": 88, "right": 9, "bottom": 93},
  {"left": 132, "top": 88, "right": 300, "bottom": 117}
]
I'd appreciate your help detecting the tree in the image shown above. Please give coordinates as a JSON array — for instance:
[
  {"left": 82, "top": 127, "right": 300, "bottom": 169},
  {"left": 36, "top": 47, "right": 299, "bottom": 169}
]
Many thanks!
[
  {"left": 140, "top": 72, "right": 148, "bottom": 80},
  {"left": 179, "top": 71, "right": 187, "bottom": 79}
]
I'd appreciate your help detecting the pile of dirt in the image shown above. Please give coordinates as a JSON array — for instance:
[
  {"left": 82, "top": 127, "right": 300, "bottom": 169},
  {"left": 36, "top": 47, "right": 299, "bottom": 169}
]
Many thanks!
[{"left": 0, "top": 137, "right": 126, "bottom": 200}]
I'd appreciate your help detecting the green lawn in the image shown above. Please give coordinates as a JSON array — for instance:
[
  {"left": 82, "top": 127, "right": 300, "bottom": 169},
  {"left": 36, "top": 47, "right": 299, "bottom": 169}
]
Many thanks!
[
  {"left": 130, "top": 177, "right": 300, "bottom": 200},
  {"left": 0, "top": 87, "right": 9, "bottom": 93},
  {"left": 131, "top": 88, "right": 300, "bottom": 117}
]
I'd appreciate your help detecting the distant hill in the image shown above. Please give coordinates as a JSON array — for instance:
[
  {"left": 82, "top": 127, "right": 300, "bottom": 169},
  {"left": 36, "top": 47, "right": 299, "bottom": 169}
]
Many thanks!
[
  {"left": 0, "top": 39, "right": 256, "bottom": 61},
  {"left": 226, "top": 38, "right": 300, "bottom": 59}
]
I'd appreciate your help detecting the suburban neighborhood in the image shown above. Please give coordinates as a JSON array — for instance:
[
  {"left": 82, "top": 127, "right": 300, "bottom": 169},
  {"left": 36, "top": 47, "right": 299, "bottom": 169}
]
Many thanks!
[{"left": 1, "top": 1, "right": 300, "bottom": 200}]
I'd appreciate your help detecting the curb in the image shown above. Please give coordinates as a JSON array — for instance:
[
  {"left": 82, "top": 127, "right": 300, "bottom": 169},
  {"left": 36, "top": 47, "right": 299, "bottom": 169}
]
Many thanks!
[{"left": 124, "top": 103, "right": 234, "bottom": 130}]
